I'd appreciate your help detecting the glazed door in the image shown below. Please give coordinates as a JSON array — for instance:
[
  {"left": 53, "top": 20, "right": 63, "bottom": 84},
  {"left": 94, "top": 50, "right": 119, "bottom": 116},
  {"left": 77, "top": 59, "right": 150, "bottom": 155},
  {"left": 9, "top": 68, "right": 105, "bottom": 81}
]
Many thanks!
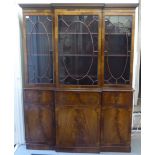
[
  {"left": 24, "top": 12, "right": 54, "bottom": 86},
  {"left": 55, "top": 9, "right": 102, "bottom": 87},
  {"left": 103, "top": 10, "right": 135, "bottom": 86}
]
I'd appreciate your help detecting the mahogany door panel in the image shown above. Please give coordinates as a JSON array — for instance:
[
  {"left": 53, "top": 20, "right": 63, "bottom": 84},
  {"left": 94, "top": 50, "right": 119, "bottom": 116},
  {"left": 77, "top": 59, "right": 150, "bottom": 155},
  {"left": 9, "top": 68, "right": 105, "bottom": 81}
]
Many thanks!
[
  {"left": 55, "top": 91, "right": 100, "bottom": 149},
  {"left": 24, "top": 90, "right": 55, "bottom": 148},
  {"left": 101, "top": 91, "right": 133, "bottom": 146},
  {"left": 25, "top": 104, "right": 54, "bottom": 143},
  {"left": 101, "top": 107, "right": 131, "bottom": 145},
  {"left": 56, "top": 106, "right": 100, "bottom": 147}
]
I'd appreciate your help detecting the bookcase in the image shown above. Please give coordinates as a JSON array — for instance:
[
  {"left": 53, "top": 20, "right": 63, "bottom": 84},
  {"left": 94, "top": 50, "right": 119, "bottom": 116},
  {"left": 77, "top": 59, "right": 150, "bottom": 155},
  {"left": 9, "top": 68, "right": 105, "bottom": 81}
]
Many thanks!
[{"left": 20, "top": 3, "right": 137, "bottom": 152}]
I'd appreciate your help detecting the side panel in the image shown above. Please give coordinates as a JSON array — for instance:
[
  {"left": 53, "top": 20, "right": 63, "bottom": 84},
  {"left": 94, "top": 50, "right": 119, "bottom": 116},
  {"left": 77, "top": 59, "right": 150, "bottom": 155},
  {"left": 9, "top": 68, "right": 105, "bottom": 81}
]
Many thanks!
[
  {"left": 24, "top": 90, "right": 55, "bottom": 149},
  {"left": 101, "top": 91, "right": 133, "bottom": 152},
  {"left": 55, "top": 91, "right": 101, "bottom": 152}
]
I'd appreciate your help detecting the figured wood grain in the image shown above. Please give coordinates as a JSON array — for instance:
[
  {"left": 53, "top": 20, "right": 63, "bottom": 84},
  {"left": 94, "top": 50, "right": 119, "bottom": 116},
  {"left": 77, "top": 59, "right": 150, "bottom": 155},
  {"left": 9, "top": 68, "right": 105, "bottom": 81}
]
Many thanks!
[
  {"left": 55, "top": 91, "right": 100, "bottom": 150},
  {"left": 24, "top": 90, "right": 54, "bottom": 105},
  {"left": 102, "top": 91, "right": 132, "bottom": 106},
  {"left": 55, "top": 91, "right": 100, "bottom": 106},
  {"left": 25, "top": 104, "right": 54, "bottom": 141},
  {"left": 101, "top": 108, "right": 131, "bottom": 144},
  {"left": 56, "top": 107, "right": 100, "bottom": 147},
  {"left": 24, "top": 90, "right": 55, "bottom": 148},
  {"left": 101, "top": 91, "right": 133, "bottom": 148}
]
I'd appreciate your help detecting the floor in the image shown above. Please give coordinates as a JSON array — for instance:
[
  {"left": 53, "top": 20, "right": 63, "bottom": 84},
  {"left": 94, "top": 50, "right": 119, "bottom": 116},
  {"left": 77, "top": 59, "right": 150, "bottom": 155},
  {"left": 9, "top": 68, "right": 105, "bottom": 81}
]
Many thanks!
[
  {"left": 14, "top": 133, "right": 141, "bottom": 155},
  {"left": 132, "top": 102, "right": 141, "bottom": 130}
]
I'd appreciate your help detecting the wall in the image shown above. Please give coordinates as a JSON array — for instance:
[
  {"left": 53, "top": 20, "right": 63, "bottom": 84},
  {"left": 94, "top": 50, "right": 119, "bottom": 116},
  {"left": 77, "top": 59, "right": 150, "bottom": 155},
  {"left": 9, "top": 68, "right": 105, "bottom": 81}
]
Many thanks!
[
  {"left": 133, "top": 4, "right": 141, "bottom": 106},
  {"left": 0, "top": 1, "right": 21, "bottom": 154},
  {"left": 14, "top": 0, "right": 140, "bottom": 145}
]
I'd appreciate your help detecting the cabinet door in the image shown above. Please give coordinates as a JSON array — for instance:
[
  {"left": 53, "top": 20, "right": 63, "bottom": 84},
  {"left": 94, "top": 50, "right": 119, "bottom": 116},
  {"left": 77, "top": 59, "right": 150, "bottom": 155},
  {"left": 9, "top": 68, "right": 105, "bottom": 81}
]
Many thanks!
[
  {"left": 55, "top": 92, "right": 100, "bottom": 152},
  {"left": 101, "top": 91, "right": 133, "bottom": 151},
  {"left": 55, "top": 10, "right": 102, "bottom": 86},
  {"left": 24, "top": 90, "right": 55, "bottom": 149},
  {"left": 24, "top": 13, "right": 54, "bottom": 85},
  {"left": 103, "top": 11, "right": 135, "bottom": 86}
]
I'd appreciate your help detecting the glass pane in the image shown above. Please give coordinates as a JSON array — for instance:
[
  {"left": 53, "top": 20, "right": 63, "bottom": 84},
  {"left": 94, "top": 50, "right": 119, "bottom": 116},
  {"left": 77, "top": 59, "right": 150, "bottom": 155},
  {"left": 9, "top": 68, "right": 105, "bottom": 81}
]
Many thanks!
[
  {"left": 58, "top": 15, "right": 99, "bottom": 85},
  {"left": 25, "top": 16, "right": 53, "bottom": 83},
  {"left": 104, "top": 16, "right": 132, "bottom": 85}
]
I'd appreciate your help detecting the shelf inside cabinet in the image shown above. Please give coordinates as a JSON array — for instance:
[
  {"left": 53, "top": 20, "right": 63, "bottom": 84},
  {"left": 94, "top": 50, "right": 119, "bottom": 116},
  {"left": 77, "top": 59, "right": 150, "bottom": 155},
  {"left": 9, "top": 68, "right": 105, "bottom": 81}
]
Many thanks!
[
  {"left": 28, "top": 52, "right": 53, "bottom": 56},
  {"left": 59, "top": 54, "right": 98, "bottom": 57},
  {"left": 59, "top": 33, "right": 98, "bottom": 35},
  {"left": 104, "top": 54, "right": 130, "bottom": 57},
  {"left": 105, "top": 33, "right": 131, "bottom": 35},
  {"left": 27, "top": 33, "right": 52, "bottom": 35}
]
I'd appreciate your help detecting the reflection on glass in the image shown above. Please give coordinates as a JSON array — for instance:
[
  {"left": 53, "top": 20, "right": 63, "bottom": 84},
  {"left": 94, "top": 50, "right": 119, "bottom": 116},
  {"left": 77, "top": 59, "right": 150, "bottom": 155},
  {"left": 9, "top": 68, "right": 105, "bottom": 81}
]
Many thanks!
[
  {"left": 104, "top": 16, "right": 132, "bottom": 84},
  {"left": 26, "top": 16, "right": 53, "bottom": 83},
  {"left": 58, "top": 15, "right": 99, "bottom": 85}
]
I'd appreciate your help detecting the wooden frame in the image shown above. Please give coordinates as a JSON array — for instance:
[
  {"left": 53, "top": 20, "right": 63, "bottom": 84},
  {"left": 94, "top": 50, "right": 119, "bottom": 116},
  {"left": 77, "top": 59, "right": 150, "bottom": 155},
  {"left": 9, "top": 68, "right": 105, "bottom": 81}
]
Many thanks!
[
  {"left": 54, "top": 9, "right": 102, "bottom": 88},
  {"left": 102, "top": 9, "right": 135, "bottom": 88},
  {"left": 22, "top": 8, "right": 135, "bottom": 89},
  {"left": 22, "top": 9, "right": 56, "bottom": 88}
]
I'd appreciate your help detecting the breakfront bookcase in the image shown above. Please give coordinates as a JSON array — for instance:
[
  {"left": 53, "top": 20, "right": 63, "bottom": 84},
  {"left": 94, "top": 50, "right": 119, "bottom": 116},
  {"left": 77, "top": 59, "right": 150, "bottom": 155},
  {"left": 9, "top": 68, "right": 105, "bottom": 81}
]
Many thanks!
[{"left": 19, "top": 3, "right": 137, "bottom": 153}]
